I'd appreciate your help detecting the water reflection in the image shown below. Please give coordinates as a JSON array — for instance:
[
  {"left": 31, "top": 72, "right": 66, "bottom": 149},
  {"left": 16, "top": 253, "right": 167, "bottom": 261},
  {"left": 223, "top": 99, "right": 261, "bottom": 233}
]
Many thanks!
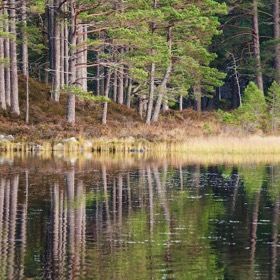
[{"left": 0, "top": 154, "right": 279, "bottom": 279}]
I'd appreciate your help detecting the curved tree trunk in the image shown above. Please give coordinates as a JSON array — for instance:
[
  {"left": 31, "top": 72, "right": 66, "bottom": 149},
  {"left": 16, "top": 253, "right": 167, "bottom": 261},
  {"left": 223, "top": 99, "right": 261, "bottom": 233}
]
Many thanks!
[
  {"left": 102, "top": 69, "right": 112, "bottom": 125},
  {"left": 151, "top": 26, "right": 172, "bottom": 122},
  {"left": 146, "top": 63, "right": 155, "bottom": 124}
]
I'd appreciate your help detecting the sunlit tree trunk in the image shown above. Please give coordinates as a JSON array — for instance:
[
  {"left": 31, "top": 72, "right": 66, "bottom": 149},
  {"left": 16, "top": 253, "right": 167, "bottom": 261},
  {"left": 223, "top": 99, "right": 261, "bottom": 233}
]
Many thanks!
[
  {"left": 117, "top": 49, "right": 124, "bottom": 104},
  {"left": 102, "top": 69, "right": 112, "bottom": 125},
  {"left": 76, "top": 21, "right": 83, "bottom": 88},
  {"left": 179, "top": 95, "right": 183, "bottom": 111},
  {"left": 82, "top": 26, "right": 88, "bottom": 91},
  {"left": 3, "top": 0, "right": 10, "bottom": 107},
  {"left": 146, "top": 63, "right": 155, "bottom": 124},
  {"left": 126, "top": 78, "right": 132, "bottom": 108},
  {"left": 9, "top": 0, "right": 20, "bottom": 115},
  {"left": 152, "top": 26, "right": 172, "bottom": 122},
  {"left": 0, "top": 9, "right": 6, "bottom": 110},
  {"left": 52, "top": 0, "right": 61, "bottom": 102},
  {"left": 67, "top": 0, "right": 76, "bottom": 124},
  {"left": 21, "top": 0, "right": 28, "bottom": 76}
]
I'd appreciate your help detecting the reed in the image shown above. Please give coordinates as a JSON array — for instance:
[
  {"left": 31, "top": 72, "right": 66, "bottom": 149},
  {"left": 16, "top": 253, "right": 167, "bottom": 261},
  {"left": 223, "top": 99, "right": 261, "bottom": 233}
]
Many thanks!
[{"left": 1, "top": 135, "right": 280, "bottom": 155}]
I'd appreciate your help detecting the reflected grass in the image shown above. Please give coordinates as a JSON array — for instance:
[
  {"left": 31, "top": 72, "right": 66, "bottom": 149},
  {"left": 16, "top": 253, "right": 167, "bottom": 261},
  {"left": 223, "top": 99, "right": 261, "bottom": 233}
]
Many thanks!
[{"left": 1, "top": 148, "right": 280, "bottom": 167}]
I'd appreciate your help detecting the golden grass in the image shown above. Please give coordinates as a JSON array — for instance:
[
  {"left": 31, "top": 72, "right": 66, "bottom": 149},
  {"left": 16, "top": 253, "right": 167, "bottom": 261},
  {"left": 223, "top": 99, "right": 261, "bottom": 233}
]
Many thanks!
[
  {"left": 1, "top": 135, "right": 280, "bottom": 155},
  {"left": 148, "top": 135, "right": 280, "bottom": 154},
  {"left": 1, "top": 136, "right": 280, "bottom": 166}
]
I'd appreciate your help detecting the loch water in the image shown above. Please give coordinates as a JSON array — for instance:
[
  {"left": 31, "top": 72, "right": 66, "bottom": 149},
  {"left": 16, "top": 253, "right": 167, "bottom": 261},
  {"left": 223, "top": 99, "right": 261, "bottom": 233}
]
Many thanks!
[{"left": 0, "top": 152, "right": 280, "bottom": 279}]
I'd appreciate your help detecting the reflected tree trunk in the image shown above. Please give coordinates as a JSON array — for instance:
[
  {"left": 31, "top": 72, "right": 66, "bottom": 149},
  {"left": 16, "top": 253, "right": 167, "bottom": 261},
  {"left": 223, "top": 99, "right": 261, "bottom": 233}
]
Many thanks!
[
  {"left": 2, "top": 179, "right": 11, "bottom": 277},
  {"left": 8, "top": 175, "right": 19, "bottom": 279},
  {"left": 0, "top": 179, "right": 5, "bottom": 269},
  {"left": 146, "top": 165, "right": 154, "bottom": 231},
  {"left": 249, "top": 191, "right": 261, "bottom": 278},
  {"left": 117, "top": 174, "right": 123, "bottom": 226},
  {"left": 231, "top": 174, "right": 240, "bottom": 213},
  {"left": 102, "top": 164, "right": 112, "bottom": 245},
  {"left": 19, "top": 171, "right": 29, "bottom": 278},
  {"left": 113, "top": 178, "right": 116, "bottom": 225},
  {"left": 270, "top": 197, "right": 280, "bottom": 280},
  {"left": 66, "top": 168, "right": 75, "bottom": 279},
  {"left": 127, "top": 173, "right": 132, "bottom": 217}
]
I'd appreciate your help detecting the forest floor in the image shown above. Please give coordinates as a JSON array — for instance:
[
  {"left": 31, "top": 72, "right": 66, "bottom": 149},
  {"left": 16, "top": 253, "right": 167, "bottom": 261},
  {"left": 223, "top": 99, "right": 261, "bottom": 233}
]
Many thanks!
[{"left": 0, "top": 76, "right": 264, "bottom": 143}]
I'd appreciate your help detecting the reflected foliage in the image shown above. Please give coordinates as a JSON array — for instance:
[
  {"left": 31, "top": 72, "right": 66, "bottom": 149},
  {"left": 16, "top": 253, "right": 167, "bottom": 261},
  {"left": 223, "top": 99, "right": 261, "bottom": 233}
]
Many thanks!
[{"left": 0, "top": 155, "right": 279, "bottom": 279}]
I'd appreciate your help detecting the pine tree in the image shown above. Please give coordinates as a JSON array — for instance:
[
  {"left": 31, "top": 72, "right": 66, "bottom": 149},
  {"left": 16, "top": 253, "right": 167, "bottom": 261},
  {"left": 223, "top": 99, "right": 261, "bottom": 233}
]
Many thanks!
[{"left": 267, "top": 81, "right": 280, "bottom": 131}]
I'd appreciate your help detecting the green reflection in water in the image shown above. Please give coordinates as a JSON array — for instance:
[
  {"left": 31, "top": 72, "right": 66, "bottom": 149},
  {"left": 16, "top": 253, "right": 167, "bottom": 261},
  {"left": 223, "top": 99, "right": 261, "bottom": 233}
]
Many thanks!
[{"left": 0, "top": 153, "right": 279, "bottom": 279}]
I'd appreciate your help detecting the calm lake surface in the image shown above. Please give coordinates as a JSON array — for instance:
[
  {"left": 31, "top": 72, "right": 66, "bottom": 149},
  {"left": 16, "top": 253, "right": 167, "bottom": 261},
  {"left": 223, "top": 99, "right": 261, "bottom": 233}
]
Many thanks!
[{"left": 0, "top": 152, "right": 280, "bottom": 279}]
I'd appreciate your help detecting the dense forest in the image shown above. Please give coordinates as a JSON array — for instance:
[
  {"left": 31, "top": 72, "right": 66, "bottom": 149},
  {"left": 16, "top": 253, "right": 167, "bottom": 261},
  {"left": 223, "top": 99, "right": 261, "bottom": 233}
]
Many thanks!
[{"left": 1, "top": 0, "right": 280, "bottom": 132}]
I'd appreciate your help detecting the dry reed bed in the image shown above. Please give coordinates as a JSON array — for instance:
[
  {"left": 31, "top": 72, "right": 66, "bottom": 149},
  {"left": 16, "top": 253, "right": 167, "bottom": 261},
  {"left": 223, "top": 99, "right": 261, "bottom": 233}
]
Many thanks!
[{"left": 1, "top": 136, "right": 280, "bottom": 156}]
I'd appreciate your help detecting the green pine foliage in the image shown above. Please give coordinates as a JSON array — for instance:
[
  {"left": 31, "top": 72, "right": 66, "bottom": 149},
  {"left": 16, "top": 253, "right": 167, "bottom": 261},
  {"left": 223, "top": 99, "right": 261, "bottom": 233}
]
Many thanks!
[
  {"left": 221, "top": 82, "right": 267, "bottom": 131},
  {"left": 267, "top": 81, "right": 280, "bottom": 132}
]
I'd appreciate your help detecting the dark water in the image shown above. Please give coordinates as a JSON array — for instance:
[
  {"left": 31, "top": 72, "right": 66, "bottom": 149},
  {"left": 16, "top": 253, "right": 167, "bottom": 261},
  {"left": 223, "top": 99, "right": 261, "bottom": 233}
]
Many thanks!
[{"left": 0, "top": 153, "right": 280, "bottom": 279}]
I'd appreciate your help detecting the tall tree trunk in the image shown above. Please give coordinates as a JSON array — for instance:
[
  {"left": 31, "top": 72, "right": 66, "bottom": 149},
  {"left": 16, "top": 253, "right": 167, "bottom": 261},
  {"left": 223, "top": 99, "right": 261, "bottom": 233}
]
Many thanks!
[
  {"left": 21, "top": 0, "right": 28, "bottom": 76},
  {"left": 52, "top": 0, "right": 61, "bottom": 102},
  {"left": 48, "top": 0, "right": 54, "bottom": 86},
  {"left": 273, "top": 0, "right": 280, "bottom": 84},
  {"left": 3, "top": 0, "right": 10, "bottom": 107},
  {"left": 0, "top": 8, "right": 6, "bottom": 110},
  {"left": 25, "top": 66, "right": 29, "bottom": 124},
  {"left": 117, "top": 48, "right": 124, "bottom": 104},
  {"left": 126, "top": 78, "right": 132, "bottom": 108},
  {"left": 151, "top": 26, "right": 172, "bottom": 122},
  {"left": 64, "top": 4, "right": 69, "bottom": 86},
  {"left": 151, "top": 66, "right": 172, "bottom": 121},
  {"left": 146, "top": 63, "right": 155, "bottom": 124},
  {"left": 146, "top": 0, "right": 157, "bottom": 123},
  {"left": 252, "top": 0, "right": 263, "bottom": 92},
  {"left": 179, "top": 95, "right": 183, "bottom": 111},
  {"left": 60, "top": 2, "right": 65, "bottom": 87},
  {"left": 76, "top": 21, "right": 83, "bottom": 88},
  {"left": 82, "top": 26, "right": 87, "bottom": 91},
  {"left": 102, "top": 69, "right": 112, "bottom": 125},
  {"left": 9, "top": 0, "right": 20, "bottom": 115},
  {"left": 67, "top": 0, "right": 76, "bottom": 124},
  {"left": 113, "top": 69, "right": 117, "bottom": 101},
  {"left": 21, "top": 0, "right": 29, "bottom": 123},
  {"left": 194, "top": 84, "right": 202, "bottom": 112}
]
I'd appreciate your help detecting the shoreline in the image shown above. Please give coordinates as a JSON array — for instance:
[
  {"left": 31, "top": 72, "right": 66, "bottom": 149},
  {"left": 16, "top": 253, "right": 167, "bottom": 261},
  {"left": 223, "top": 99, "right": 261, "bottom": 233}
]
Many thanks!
[{"left": 1, "top": 135, "right": 280, "bottom": 155}]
